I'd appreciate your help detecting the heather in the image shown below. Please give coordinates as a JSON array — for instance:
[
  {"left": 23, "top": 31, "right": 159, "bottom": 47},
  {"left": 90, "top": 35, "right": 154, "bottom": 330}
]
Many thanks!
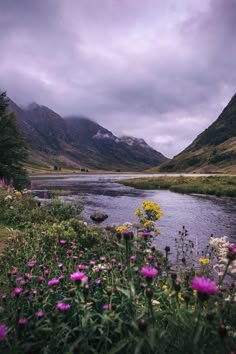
[{"left": 0, "top": 189, "right": 235, "bottom": 353}]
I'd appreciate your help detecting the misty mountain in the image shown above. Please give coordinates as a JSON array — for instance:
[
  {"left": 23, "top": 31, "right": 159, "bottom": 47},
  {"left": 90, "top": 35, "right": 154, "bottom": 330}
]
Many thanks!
[{"left": 8, "top": 99, "right": 168, "bottom": 171}]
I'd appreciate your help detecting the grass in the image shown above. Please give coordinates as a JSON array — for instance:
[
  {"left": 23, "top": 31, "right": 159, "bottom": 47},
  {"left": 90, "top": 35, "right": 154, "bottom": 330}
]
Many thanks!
[
  {"left": 0, "top": 225, "right": 10, "bottom": 250},
  {"left": 119, "top": 175, "right": 236, "bottom": 197}
]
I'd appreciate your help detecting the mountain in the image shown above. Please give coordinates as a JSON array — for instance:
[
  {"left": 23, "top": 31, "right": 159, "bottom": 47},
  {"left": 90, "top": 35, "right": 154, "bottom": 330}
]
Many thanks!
[
  {"left": 8, "top": 99, "right": 167, "bottom": 171},
  {"left": 155, "top": 93, "right": 236, "bottom": 174}
]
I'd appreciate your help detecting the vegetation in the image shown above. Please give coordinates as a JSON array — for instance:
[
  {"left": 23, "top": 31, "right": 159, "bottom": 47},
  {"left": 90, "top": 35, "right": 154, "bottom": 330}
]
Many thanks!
[
  {"left": 0, "top": 187, "right": 235, "bottom": 353},
  {"left": 0, "top": 92, "right": 29, "bottom": 189},
  {"left": 119, "top": 176, "right": 236, "bottom": 197},
  {"left": 158, "top": 94, "right": 236, "bottom": 174}
]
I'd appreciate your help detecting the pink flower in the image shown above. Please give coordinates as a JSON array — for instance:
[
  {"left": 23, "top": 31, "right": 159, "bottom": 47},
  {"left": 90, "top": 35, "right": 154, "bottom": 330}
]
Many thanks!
[
  {"left": 18, "top": 318, "right": 27, "bottom": 325},
  {"left": 103, "top": 304, "right": 110, "bottom": 310},
  {"left": 13, "top": 287, "right": 23, "bottom": 297},
  {"left": 70, "top": 271, "right": 85, "bottom": 282},
  {"left": 56, "top": 302, "right": 71, "bottom": 311},
  {"left": 191, "top": 276, "right": 217, "bottom": 295},
  {"left": 59, "top": 239, "right": 67, "bottom": 245},
  {"left": 89, "top": 260, "right": 96, "bottom": 266},
  {"left": 38, "top": 276, "right": 45, "bottom": 283},
  {"left": 100, "top": 256, "right": 106, "bottom": 262},
  {"left": 48, "top": 278, "right": 59, "bottom": 286},
  {"left": 140, "top": 266, "right": 158, "bottom": 278},
  {"left": 130, "top": 255, "right": 136, "bottom": 261},
  {"left": 28, "top": 260, "right": 37, "bottom": 268},
  {"left": 0, "top": 324, "right": 7, "bottom": 341},
  {"left": 77, "top": 264, "right": 85, "bottom": 270},
  {"left": 36, "top": 310, "right": 44, "bottom": 318},
  {"left": 142, "top": 232, "right": 152, "bottom": 238}
]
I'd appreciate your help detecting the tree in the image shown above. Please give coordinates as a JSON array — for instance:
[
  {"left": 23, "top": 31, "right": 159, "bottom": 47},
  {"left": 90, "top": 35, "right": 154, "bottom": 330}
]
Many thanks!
[{"left": 0, "top": 91, "right": 29, "bottom": 189}]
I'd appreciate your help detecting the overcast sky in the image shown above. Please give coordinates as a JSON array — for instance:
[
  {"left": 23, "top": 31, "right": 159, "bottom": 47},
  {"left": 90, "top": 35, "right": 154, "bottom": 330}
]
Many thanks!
[{"left": 0, "top": 0, "right": 235, "bottom": 157}]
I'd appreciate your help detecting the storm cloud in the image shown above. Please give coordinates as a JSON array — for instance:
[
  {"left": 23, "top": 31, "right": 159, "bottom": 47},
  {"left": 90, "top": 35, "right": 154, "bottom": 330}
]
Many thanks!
[{"left": 0, "top": 0, "right": 236, "bottom": 157}]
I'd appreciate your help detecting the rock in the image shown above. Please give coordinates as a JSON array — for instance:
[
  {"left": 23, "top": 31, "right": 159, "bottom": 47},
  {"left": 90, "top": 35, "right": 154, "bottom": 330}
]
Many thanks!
[{"left": 90, "top": 212, "right": 108, "bottom": 223}]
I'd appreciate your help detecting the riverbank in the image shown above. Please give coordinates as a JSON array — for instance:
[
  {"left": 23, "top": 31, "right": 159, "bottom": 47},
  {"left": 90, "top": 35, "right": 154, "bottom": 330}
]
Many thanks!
[
  {"left": 0, "top": 187, "right": 235, "bottom": 353},
  {"left": 119, "top": 175, "right": 236, "bottom": 197}
]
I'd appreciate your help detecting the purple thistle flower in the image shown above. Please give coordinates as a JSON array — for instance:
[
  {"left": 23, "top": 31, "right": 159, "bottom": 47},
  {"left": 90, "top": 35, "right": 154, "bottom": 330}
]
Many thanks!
[
  {"left": 48, "top": 278, "right": 59, "bottom": 286},
  {"left": 103, "top": 304, "right": 110, "bottom": 310},
  {"left": 77, "top": 264, "right": 85, "bottom": 270},
  {"left": 28, "top": 260, "right": 37, "bottom": 268},
  {"left": 94, "top": 279, "right": 101, "bottom": 285},
  {"left": 36, "top": 310, "right": 44, "bottom": 318},
  {"left": 38, "top": 276, "right": 45, "bottom": 283},
  {"left": 59, "top": 239, "right": 67, "bottom": 245},
  {"left": 100, "top": 256, "right": 106, "bottom": 262},
  {"left": 56, "top": 302, "right": 71, "bottom": 311},
  {"left": 140, "top": 266, "right": 158, "bottom": 278},
  {"left": 89, "top": 260, "right": 96, "bottom": 266},
  {"left": 130, "top": 255, "right": 137, "bottom": 261},
  {"left": 0, "top": 324, "right": 7, "bottom": 341},
  {"left": 13, "top": 287, "right": 23, "bottom": 297},
  {"left": 142, "top": 231, "right": 152, "bottom": 238},
  {"left": 191, "top": 276, "right": 217, "bottom": 295},
  {"left": 18, "top": 318, "right": 27, "bottom": 325},
  {"left": 70, "top": 271, "right": 85, "bottom": 282}
]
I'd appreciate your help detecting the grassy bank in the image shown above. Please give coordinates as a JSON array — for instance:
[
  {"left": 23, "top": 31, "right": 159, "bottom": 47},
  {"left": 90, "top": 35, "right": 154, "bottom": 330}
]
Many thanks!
[
  {"left": 119, "top": 175, "right": 236, "bottom": 197},
  {"left": 0, "top": 188, "right": 236, "bottom": 353}
]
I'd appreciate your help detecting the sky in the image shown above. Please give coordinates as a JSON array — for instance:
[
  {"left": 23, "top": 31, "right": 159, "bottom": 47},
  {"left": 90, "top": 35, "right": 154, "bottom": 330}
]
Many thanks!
[{"left": 0, "top": 0, "right": 236, "bottom": 158}]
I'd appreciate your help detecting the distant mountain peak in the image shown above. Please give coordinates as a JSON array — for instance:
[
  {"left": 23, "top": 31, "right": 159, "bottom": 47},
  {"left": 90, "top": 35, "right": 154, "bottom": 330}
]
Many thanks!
[{"left": 8, "top": 97, "right": 168, "bottom": 171}]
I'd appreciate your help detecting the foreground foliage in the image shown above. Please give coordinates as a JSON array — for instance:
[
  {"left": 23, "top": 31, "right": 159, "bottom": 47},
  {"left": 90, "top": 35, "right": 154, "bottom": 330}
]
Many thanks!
[
  {"left": 0, "top": 189, "right": 235, "bottom": 354},
  {"left": 119, "top": 175, "right": 236, "bottom": 197}
]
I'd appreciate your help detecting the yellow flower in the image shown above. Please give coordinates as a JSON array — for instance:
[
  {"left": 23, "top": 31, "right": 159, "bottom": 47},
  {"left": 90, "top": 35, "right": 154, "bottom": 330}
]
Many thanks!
[
  {"left": 135, "top": 208, "right": 142, "bottom": 217},
  {"left": 162, "top": 284, "right": 167, "bottom": 290},
  {"left": 116, "top": 225, "right": 128, "bottom": 232},
  {"left": 199, "top": 258, "right": 210, "bottom": 265},
  {"left": 15, "top": 191, "right": 22, "bottom": 197}
]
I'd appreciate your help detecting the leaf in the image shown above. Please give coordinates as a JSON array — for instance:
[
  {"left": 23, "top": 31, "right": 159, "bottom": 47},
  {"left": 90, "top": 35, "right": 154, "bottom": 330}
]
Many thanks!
[{"left": 107, "top": 338, "right": 130, "bottom": 354}]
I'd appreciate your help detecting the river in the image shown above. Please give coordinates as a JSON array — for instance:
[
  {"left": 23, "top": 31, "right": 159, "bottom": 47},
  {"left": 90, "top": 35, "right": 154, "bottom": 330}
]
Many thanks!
[{"left": 32, "top": 173, "right": 236, "bottom": 254}]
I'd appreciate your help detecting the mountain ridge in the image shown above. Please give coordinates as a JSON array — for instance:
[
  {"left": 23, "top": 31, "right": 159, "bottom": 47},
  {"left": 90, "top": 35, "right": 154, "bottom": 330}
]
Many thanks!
[
  {"left": 7, "top": 98, "right": 168, "bottom": 171},
  {"left": 150, "top": 93, "right": 236, "bottom": 174}
]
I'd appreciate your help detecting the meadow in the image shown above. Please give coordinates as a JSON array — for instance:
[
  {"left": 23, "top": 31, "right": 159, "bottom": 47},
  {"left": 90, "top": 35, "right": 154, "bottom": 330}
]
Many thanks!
[
  {"left": 0, "top": 187, "right": 235, "bottom": 354},
  {"left": 119, "top": 175, "right": 236, "bottom": 197}
]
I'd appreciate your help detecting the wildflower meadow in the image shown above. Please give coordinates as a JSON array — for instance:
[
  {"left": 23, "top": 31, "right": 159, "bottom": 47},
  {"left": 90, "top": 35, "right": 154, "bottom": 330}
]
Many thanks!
[{"left": 0, "top": 188, "right": 235, "bottom": 353}]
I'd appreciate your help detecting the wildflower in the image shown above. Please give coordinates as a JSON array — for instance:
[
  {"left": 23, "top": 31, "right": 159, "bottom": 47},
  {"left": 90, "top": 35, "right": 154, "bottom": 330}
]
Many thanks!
[
  {"left": 89, "top": 260, "right": 96, "bottom": 266},
  {"left": 0, "top": 324, "right": 7, "bottom": 341},
  {"left": 191, "top": 276, "right": 217, "bottom": 297},
  {"left": 38, "top": 276, "right": 45, "bottom": 283},
  {"left": 28, "top": 260, "right": 37, "bottom": 268},
  {"left": 36, "top": 310, "right": 44, "bottom": 318},
  {"left": 94, "top": 279, "right": 101, "bottom": 285},
  {"left": 13, "top": 287, "right": 23, "bottom": 297},
  {"left": 138, "top": 319, "right": 147, "bottom": 332},
  {"left": 100, "top": 256, "right": 106, "bottom": 262},
  {"left": 130, "top": 255, "right": 136, "bottom": 261},
  {"left": 71, "top": 272, "right": 88, "bottom": 284},
  {"left": 199, "top": 258, "right": 210, "bottom": 265},
  {"left": 77, "top": 264, "right": 85, "bottom": 270},
  {"left": 48, "top": 278, "right": 59, "bottom": 286},
  {"left": 59, "top": 240, "right": 67, "bottom": 245},
  {"left": 103, "top": 304, "right": 110, "bottom": 310},
  {"left": 56, "top": 302, "right": 71, "bottom": 311},
  {"left": 18, "top": 318, "right": 27, "bottom": 325},
  {"left": 227, "top": 244, "right": 236, "bottom": 261},
  {"left": 142, "top": 231, "right": 152, "bottom": 238},
  {"left": 140, "top": 266, "right": 158, "bottom": 278}
]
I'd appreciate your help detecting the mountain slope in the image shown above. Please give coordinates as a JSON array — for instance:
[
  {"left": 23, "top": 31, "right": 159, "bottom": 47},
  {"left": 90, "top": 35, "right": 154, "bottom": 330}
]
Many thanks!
[
  {"left": 156, "top": 93, "right": 236, "bottom": 174},
  {"left": 8, "top": 99, "right": 168, "bottom": 171}
]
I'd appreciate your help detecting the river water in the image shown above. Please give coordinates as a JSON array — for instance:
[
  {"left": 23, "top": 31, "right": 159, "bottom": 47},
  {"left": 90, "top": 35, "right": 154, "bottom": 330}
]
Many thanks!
[{"left": 32, "top": 173, "right": 236, "bottom": 253}]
